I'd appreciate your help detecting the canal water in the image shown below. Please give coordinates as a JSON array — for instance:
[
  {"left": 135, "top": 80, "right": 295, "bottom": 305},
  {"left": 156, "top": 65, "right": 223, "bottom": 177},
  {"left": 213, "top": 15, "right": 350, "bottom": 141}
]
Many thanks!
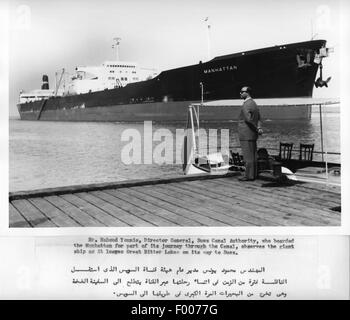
[{"left": 9, "top": 107, "right": 340, "bottom": 192}]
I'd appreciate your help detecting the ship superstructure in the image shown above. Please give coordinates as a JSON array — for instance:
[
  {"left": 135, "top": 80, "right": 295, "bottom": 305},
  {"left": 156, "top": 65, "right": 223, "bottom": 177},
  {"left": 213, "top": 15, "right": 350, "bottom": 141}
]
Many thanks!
[{"left": 67, "top": 61, "right": 158, "bottom": 95}]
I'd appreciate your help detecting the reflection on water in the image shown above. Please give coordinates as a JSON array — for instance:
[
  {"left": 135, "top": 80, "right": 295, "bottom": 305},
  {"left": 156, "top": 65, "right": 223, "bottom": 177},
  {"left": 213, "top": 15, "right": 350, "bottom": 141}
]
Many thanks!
[{"left": 9, "top": 111, "right": 340, "bottom": 192}]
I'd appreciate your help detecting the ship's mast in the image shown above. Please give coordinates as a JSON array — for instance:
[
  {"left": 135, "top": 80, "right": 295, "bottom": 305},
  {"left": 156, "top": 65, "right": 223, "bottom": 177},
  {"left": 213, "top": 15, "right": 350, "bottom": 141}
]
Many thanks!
[
  {"left": 112, "top": 37, "right": 122, "bottom": 61},
  {"left": 204, "top": 17, "right": 211, "bottom": 61},
  {"left": 310, "top": 19, "right": 318, "bottom": 40},
  {"left": 55, "top": 68, "right": 65, "bottom": 96}
]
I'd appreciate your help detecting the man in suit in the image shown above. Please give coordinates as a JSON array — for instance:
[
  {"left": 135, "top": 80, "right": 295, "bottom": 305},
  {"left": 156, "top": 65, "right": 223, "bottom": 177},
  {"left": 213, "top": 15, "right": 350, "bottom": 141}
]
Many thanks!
[{"left": 238, "top": 86, "right": 262, "bottom": 181}]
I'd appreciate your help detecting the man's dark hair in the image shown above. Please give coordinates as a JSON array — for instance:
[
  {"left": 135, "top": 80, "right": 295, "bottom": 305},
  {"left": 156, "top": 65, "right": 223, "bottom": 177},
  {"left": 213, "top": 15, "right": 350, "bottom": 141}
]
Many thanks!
[{"left": 245, "top": 86, "right": 252, "bottom": 95}]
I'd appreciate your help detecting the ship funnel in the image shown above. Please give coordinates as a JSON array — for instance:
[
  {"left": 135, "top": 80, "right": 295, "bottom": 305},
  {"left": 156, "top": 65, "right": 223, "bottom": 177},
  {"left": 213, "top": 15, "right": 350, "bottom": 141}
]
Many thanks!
[{"left": 41, "top": 74, "right": 49, "bottom": 90}]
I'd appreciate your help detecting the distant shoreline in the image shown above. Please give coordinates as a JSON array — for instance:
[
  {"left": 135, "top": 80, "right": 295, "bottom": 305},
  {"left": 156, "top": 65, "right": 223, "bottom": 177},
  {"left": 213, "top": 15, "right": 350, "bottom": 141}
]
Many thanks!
[{"left": 311, "top": 105, "right": 340, "bottom": 113}]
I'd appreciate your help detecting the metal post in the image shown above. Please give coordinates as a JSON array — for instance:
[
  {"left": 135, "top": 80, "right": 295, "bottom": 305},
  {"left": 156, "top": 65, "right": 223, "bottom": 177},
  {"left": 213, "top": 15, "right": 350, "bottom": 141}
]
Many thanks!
[
  {"left": 192, "top": 105, "right": 200, "bottom": 154},
  {"left": 319, "top": 104, "right": 324, "bottom": 162},
  {"left": 205, "top": 17, "right": 211, "bottom": 61},
  {"left": 200, "top": 82, "right": 204, "bottom": 105},
  {"left": 319, "top": 103, "right": 329, "bottom": 184},
  {"left": 196, "top": 105, "right": 200, "bottom": 151},
  {"left": 190, "top": 107, "right": 197, "bottom": 155},
  {"left": 199, "top": 83, "right": 203, "bottom": 133},
  {"left": 63, "top": 71, "right": 65, "bottom": 94},
  {"left": 113, "top": 37, "right": 121, "bottom": 61},
  {"left": 322, "top": 104, "right": 329, "bottom": 183},
  {"left": 55, "top": 72, "right": 57, "bottom": 95}
]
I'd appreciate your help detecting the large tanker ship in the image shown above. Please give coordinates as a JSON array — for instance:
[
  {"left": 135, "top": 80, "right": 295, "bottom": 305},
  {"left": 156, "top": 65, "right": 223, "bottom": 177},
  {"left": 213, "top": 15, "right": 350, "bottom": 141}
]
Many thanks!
[{"left": 17, "top": 39, "right": 332, "bottom": 122}]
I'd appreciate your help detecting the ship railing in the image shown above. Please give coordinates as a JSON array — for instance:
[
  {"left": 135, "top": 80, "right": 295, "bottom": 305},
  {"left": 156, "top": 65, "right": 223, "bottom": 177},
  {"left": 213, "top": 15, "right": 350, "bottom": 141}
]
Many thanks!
[
  {"left": 195, "top": 145, "right": 340, "bottom": 162},
  {"left": 227, "top": 146, "right": 340, "bottom": 157},
  {"left": 229, "top": 145, "right": 340, "bottom": 185}
]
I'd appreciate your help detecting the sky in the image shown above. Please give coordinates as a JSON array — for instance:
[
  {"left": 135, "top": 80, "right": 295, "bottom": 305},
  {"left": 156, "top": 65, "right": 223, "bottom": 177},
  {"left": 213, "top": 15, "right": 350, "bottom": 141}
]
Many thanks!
[{"left": 6, "top": 0, "right": 346, "bottom": 116}]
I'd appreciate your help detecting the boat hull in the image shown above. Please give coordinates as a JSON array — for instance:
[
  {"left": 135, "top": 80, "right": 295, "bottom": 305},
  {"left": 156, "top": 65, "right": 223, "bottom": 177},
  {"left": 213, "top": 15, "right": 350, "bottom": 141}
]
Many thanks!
[{"left": 17, "top": 100, "right": 311, "bottom": 122}]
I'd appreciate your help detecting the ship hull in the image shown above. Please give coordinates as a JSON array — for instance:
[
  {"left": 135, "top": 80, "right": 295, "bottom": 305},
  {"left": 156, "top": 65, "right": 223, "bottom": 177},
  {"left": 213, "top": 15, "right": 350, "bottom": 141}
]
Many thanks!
[
  {"left": 18, "top": 101, "right": 311, "bottom": 122},
  {"left": 17, "top": 40, "right": 325, "bottom": 122}
]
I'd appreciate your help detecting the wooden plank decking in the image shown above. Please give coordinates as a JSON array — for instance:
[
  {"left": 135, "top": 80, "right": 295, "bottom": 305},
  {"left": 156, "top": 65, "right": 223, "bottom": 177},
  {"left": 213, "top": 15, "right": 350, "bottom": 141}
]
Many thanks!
[{"left": 9, "top": 173, "right": 341, "bottom": 228}]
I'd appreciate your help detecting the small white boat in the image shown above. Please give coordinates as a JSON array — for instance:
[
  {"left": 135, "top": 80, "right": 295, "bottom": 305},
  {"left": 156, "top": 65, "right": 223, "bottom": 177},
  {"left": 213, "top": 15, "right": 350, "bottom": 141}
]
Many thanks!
[{"left": 183, "top": 104, "right": 231, "bottom": 175}]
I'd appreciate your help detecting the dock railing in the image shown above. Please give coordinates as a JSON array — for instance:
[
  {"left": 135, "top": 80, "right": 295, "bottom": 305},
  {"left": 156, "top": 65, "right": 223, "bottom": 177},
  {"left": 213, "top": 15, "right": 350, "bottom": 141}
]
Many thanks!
[{"left": 228, "top": 145, "right": 341, "bottom": 158}]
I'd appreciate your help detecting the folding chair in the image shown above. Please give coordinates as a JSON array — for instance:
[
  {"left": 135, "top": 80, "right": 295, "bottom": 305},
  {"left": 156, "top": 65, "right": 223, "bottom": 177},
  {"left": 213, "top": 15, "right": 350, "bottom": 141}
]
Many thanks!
[
  {"left": 299, "top": 143, "right": 314, "bottom": 161},
  {"left": 276, "top": 142, "right": 293, "bottom": 161}
]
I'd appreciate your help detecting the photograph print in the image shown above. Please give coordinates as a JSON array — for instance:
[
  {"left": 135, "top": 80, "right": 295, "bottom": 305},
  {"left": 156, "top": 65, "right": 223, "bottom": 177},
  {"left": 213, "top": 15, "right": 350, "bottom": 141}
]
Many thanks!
[{"left": 9, "top": 0, "right": 342, "bottom": 228}]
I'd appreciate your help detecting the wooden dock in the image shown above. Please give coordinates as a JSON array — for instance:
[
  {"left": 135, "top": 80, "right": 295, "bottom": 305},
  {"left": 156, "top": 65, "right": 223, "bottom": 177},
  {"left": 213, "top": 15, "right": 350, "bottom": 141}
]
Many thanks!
[{"left": 9, "top": 173, "right": 341, "bottom": 228}]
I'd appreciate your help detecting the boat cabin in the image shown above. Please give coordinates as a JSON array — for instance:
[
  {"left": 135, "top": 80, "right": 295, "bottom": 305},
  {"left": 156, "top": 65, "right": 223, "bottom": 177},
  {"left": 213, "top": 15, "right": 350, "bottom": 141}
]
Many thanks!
[{"left": 19, "top": 89, "right": 55, "bottom": 104}]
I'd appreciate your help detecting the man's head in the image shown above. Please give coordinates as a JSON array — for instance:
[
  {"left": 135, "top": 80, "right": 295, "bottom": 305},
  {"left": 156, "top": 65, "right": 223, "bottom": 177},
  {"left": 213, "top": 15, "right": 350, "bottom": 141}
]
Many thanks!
[{"left": 240, "top": 86, "right": 252, "bottom": 99}]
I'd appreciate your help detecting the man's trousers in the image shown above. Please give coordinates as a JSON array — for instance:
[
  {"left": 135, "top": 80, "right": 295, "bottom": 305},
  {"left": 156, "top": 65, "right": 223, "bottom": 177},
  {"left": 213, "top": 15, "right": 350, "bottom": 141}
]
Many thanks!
[{"left": 240, "top": 140, "right": 257, "bottom": 179}]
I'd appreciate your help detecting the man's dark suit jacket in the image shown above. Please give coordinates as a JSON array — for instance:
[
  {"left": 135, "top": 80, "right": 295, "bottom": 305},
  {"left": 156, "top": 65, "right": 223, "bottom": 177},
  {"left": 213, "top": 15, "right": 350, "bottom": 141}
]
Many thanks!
[{"left": 238, "top": 98, "right": 261, "bottom": 141}]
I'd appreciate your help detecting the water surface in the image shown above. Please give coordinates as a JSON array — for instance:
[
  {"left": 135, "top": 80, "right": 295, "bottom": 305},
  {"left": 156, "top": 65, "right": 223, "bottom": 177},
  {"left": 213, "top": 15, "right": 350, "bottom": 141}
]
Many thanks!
[{"left": 9, "top": 109, "right": 340, "bottom": 192}]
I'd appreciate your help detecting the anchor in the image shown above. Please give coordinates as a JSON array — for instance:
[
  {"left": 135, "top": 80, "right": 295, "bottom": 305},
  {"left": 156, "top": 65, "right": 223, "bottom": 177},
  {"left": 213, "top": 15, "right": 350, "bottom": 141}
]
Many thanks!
[{"left": 315, "top": 62, "right": 331, "bottom": 88}]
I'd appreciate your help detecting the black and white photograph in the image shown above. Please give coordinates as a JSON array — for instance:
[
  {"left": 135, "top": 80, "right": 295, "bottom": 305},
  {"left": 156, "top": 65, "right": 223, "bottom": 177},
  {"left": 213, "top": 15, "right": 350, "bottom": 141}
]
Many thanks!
[
  {"left": 1, "top": 0, "right": 350, "bottom": 301},
  {"left": 7, "top": 0, "right": 343, "bottom": 228}
]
